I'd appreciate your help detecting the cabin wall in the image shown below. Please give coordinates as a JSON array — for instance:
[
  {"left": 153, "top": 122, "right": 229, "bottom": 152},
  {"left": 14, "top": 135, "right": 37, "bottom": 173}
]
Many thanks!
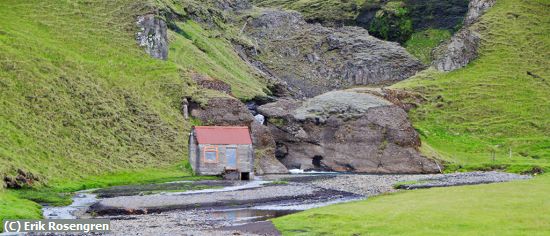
[
  {"left": 188, "top": 132, "right": 197, "bottom": 171},
  {"left": 194, "top": 144, "right": 254, "bottom": 176}
]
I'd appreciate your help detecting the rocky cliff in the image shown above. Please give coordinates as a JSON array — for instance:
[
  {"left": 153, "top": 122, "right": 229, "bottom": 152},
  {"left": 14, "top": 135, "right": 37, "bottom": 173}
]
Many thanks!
[
  {"left": 240, "top": 9, "right": 424, "bottom": 98},
  {"left": 252, "top": 0, "right": 470, "bottom": 43},
  {"left": 258, "top": 90, "right": 440, "bottom": 174},
  {"left": 432, "top": 0, "right": 497, "bottom": 71}
]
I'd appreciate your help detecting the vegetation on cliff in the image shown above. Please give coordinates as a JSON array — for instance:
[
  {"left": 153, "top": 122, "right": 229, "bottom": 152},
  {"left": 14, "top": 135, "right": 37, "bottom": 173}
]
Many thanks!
[{"left": 393, "top": 0, "right": 550, "bottom": 172}]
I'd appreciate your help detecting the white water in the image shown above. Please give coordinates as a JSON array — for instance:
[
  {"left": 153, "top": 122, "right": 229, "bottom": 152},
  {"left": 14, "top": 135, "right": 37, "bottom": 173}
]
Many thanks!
[
  {"left": 288, "top": 169, "right": 338, "bottom": 174},
  {"left": 164, "top": 177, "right": 270, "bottom": 196},
  {"left": 42, "top": 190, "right": 98, "bottom": 219},
  {"left": 41, "top": 175, "right": 356, "bottom": 220},
  {"left": 252, "top": 197, "right": 364, "bottom": 211}
]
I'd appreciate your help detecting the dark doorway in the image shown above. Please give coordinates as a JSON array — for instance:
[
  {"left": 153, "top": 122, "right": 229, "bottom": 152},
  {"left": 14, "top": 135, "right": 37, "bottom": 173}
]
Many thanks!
[
  {"left": 241, "top": 172, "right": 250, "bottom": 180},
  {"left": 312, "top": 155, "right": 323, "bottom": 168}
]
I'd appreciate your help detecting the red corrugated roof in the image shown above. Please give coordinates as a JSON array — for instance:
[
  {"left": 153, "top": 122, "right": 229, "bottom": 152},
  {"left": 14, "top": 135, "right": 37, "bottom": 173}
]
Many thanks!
[{"left": 194, "top": 126, "right": 252, "bottom": 145}]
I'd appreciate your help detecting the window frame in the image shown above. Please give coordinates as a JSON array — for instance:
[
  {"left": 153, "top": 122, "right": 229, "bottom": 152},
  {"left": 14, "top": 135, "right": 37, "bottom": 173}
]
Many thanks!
[{"left": 203, "top": 146, "right": 218, "bottom": 163}]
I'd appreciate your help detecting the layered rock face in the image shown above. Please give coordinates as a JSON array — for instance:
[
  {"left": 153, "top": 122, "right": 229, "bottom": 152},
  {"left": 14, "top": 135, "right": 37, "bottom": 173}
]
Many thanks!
[
  {"left": 189, "top": 97, "right": 288, "bottom": 174},
  {"left": 136, "top": 14, "right": 169, "bottom": 60},
  {"left": 242, "top": 10, "right": 424, "bottom": 98},
  {"left": 258, "top": 91, "right": 440, "bottom": 174},
  {"left": 432, "top": 0, "right": 496, "bottom": 71}
]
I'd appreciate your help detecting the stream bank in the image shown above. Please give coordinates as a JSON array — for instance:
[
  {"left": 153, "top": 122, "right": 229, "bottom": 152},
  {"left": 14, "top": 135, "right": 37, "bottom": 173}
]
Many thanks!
[{"left": 43, "top": 172, "right": 530, "bottom": 235}]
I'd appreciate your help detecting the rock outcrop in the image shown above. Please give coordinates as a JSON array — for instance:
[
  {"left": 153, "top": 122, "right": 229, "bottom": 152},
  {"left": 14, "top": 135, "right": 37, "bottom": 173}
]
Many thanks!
[
  {"left": 432, "top": 0, "right": 496, "bottom": 71},
  {"left": 257, "top": 90, "right": 440, "bottom": 174},
  {"left": 136, "top": 14, "right": 169, "bottom": 60},
  {"left": 3, "top": 169, "right": 41, "bottom": 189},
  {"left": 189, "top": 97, "right": 288, "bottom": 174},
  {"left": 241, "top": 9, "right": 425, "bottom": 98},
  {"left": 463, "top": 0, "right": 497, "bottom": 26}
]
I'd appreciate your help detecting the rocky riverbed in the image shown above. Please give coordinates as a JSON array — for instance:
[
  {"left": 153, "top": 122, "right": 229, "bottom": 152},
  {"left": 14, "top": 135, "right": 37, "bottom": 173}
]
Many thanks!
[{"left": 44, "top": 172, "right": 530, "bottom": 235}]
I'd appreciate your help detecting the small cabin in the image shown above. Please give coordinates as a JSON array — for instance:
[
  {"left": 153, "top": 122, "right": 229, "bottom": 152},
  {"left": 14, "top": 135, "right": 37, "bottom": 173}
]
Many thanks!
[{"left": 189, "top": 126, "right": 254, "bottom": 180}]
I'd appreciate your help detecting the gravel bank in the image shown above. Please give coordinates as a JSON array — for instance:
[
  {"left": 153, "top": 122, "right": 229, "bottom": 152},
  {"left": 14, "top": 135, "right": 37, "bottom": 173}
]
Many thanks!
[
  {"left": 397, "top": 171, "right": 531, "bottom": 189},
  {"left": 107, "top": 209, "right": 270, "bottom": 236},
  {"left": 90, "top": 183, "right": 357, "bottom": 215},
  {"left": 311, "top": 174, "right": 434, "bottom": 196},
  {"left": 54, "top": 171, "right": 530, "bottom": 235},
  {"left": 310, "top": 172, "right": 531, "bottom": 196}
]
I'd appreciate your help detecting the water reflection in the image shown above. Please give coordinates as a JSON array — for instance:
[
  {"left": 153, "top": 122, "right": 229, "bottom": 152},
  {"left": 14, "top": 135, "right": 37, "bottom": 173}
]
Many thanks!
[{"left": 211, "top": 209, "right": 299, "bottom": 223}]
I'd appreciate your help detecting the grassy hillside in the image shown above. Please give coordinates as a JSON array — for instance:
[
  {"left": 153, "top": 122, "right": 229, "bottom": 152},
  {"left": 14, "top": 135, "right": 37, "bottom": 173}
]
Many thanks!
[
  {"left": 393, "top": 0, "right": 550, "bottom": 172},
  {"left": 0, "top": 0, "right": 186, "bottom": 186},
  {"left": 274, "top": 174, "right": 550, "bottom": 235},
  {"left": 0, "top": 0, "right": 266, "bottom": 187},
  {"left": 0, "top": 0, "right": 267, "bottom": 224}
]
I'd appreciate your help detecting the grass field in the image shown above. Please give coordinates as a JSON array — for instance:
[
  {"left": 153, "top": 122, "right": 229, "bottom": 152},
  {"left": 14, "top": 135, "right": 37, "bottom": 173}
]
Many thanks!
[
  {"left": 0, "top": 191, "right": 43, "bottom": 227},
  {"left": 393, "top": 0, "right": 550, "bottom": 172},
  {"left": 273, "top": 174, "right": 550, "bottom": 235}
]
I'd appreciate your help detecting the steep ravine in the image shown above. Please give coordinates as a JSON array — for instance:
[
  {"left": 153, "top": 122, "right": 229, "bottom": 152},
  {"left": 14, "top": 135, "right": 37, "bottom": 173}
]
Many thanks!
[{"left": 132, "top": 0, "right": 498, "bottom": 175}]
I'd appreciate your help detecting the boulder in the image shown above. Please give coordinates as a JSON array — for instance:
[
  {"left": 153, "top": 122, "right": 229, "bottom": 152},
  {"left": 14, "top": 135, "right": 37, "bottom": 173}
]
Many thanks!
[
  {"left": 189, "top": 97, "right": 288, "bottom": 174},
  {"left": 190, "top": 97, "right": 254, "bottom": 126},
  {"left": 258, "top": 90, "right": 440, "bottom": 174},
  {"left": 251, "top": 122, "right": 289, "bottom": 174},
  {"left": 136, "top": 14, "right": 168, "bottom": 60},
  {"left": 192, "top": 73, "right": 232, "bottom": 94}
]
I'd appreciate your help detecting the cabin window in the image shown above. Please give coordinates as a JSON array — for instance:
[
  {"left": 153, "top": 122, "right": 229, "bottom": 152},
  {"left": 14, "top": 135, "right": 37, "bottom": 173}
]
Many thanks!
[{"left": 203, "top": 146, "right": 218, "bottom": 163}]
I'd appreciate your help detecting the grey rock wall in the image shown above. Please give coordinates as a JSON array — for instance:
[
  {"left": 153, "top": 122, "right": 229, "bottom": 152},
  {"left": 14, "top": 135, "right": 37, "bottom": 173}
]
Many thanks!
[
  {"left": 258, "top": 90, "right": 440, "bottom": 174},
  {"left": 136, "top": 14, "right": 169, "bottom": 60},
  {"left": 242, "top": 9, "right": 425, "bottom": 98}
]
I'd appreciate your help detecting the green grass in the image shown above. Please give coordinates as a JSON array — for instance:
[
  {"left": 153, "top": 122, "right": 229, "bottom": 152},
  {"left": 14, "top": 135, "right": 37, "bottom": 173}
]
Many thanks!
[
  {"left": 405, "top": 28, "right": 452, "bottom": 64},
  {"left": 0, "top": 191, "right": 43, "bottom": 232},
  {"left": 0, "top": 0, "right": 189, "bottom": 188},
  {"left": 169, "top": 21, "right": 267, "bottom": 100},
  {"left": 392, "top": 0, "right": 550, "bottom": 172},
  {"left": 273, "top": 175, "right": 550, "bottom": 235},
  {"left": 392, "top": 179, "right": 430, "bottom": 189},
  {"left": 265, "top": 180, "right": 289, "bottom": 186},
  {"left": 0, "top": 166, "right": 208, "bottom": 232}
]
